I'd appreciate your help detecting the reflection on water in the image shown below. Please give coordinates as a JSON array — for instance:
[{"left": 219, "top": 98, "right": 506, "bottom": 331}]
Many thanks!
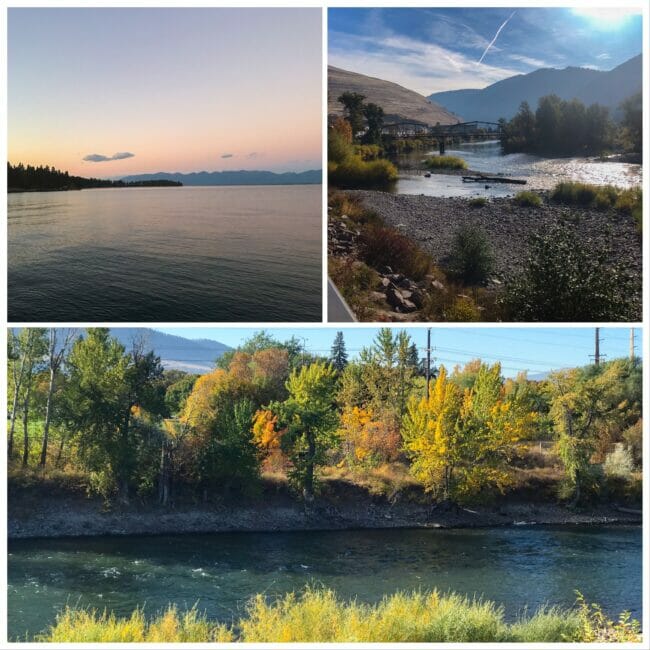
[
  {"left": 7, "top": 525, "right": 641, "bottom": 639},
  {"left": 393, "top": 141, "right": 642, "bottom": 198},
  {"left": 8, "top": 185, "right": 322, "bottom": 321}
]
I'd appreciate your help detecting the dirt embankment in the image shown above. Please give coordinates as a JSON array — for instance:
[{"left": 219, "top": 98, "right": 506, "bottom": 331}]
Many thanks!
[{"left": 8, "top": 490, "right": 641, "bottom": 540}]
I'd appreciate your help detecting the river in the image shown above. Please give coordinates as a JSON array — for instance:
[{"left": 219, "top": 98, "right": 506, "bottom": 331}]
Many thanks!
[
  {"left": 7, "top": 525, "right": 641, "bottom": 640},
  {"left": 393, "top": 141, "right": 642, "bottom": 198},
  {"left": 8, "top": 184, "right": 322, "bottom": 321}
]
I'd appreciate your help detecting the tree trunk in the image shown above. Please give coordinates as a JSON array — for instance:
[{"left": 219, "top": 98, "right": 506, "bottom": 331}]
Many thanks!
[
  {"left": 303, "top": 431, "right": 316, "bottom": 504},
  {"left": 55, "top": 435, "right": 66, "bottom": 467},
  {"left": 22, "top": 394, "right": 30, "bottom": 467},
  {"left": 40, "top": 366, "right": 56, "bottom": 466}
]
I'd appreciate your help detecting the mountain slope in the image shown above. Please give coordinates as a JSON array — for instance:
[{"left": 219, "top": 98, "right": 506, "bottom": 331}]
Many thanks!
[
  {"left": 110, "top": 328, "right": 231, "bottom": 373},
  {"left": 328, "top": 66, "right": 459, "bottom": 126},
  {"left": 119, "top": 169, "right": 322, "bottom": 186},
  {"left": 428, "top": 54, "right": 641, "bottom": 123}
]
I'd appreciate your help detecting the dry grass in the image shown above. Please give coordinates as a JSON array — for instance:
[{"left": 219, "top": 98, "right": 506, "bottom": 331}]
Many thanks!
[{"left": 42, "top": 589, "right": 639, "bottom": 642}]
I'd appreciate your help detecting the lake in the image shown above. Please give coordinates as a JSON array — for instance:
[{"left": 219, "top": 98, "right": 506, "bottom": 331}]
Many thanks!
[
  {"left": 7, "top": 525, "right": 641, "bottom": 640},
  {"left": 393, "top": 140, "right": 642, "bottom": 198},
  {"left": 8, "top": 185, "right": 322, "bottom": 321}
]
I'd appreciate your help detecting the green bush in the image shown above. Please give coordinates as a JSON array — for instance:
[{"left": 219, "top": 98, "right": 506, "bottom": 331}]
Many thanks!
[
  {"left": 445, "top": 225, "right": 494, "bottom": 286},
  {"left": 468, "top": 197, "right": 488, "bottom": 207},
  {"left": 425, "top": 155, "right": 467, "bottom": 170},
  {"left": 514, "top": 191, "right": 542, "bottom": 207},
  {"left": 502, "top": 220, "right": 639, "bottom": 321}
]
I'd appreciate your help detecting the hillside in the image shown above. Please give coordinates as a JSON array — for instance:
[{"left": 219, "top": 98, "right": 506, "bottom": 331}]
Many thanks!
[
  {"left": 328, "top": 66, "right": 459, "bottom": 126},
  {"left": 119, "top": 169, "right": 321, "bottom": 186},
  {"left": 428, "top": 54, "right": 641, "bottom": 123},
  {"left": 110, "top": 328, "right": 230, "bottom": 373}
]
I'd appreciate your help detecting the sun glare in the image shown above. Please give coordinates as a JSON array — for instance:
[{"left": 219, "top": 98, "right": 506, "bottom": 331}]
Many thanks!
[{"left": 570, "top": 7, "right": 640, "bottom": 29}]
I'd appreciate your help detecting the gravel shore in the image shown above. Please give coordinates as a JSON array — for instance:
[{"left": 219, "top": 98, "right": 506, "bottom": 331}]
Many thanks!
[{"left": 348, "top": 190, "right": 641, "bottom": 285}]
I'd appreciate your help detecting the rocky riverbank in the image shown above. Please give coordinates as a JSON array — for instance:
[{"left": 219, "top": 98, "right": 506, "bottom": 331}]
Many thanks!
[
  {"left": 347, "top": 190, "right": 641, "bottom": 285},
  {"left": 8, "top": 492, "right": 641, "bottom": 540}
]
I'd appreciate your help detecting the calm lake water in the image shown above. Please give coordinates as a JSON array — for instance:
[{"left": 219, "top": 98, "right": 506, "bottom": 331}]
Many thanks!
[
  {"left": 8, "top": 185, "right": 322, "bottom": 321},
  {"left": 394, "top": 140, "right": 642, "bottom": 198},
  {"left": 7, "top": 525, "right": 641, "bottom": 640}
]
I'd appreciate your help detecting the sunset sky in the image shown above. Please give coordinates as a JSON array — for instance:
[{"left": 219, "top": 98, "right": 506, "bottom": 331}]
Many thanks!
[
  {"left": 9, "top": 8, "right": 322, "bottom": 177},
  {"left": 329, "top": 7, "right": 642, "bottom": 95}
]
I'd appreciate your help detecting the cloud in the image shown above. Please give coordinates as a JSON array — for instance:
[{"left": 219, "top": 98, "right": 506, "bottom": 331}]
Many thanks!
[
  {"left": 508, "top": 53, "right": 549, "bottom": 68},
  {"left": 596, "top": 52, "right": 611, "bottom": 60},
  {"left": 221, "top": 153, "right": 234, "bottom": 159},
  {"left": 478, "top": 11, "right": 516, "bottom": 64},
  {"left": 247, "top": 152, "right": 258, "bottom": 159},
  {"left": 83, "top": 152, "right": 134, "bottom": 162},
  {"left": 329, "top": 30, "right": 521, "bottom": 94}
]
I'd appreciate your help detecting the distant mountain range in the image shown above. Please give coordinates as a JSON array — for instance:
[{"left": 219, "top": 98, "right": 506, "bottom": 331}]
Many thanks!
[
  {"left": 110, "top": 328, "right": 230, "bottom": 373},
  {"left": 428, "top": 54, "right": 641, "bottom": 123},
  {"left": 119, "top": 169, "right": 322, "bottom": 186},
  {"left": 328, "top": 65, "right": 459, "bottom": 126}
]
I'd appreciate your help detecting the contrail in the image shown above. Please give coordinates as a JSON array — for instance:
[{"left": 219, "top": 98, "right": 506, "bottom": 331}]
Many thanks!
[{"left": 478, "top": 11, "right": 516, "bottom": 64}]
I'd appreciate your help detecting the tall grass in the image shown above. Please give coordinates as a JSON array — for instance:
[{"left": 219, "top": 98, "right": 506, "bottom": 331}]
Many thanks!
[
  {"left": 425, "top": 155, "right": 468, "bottom": 170},
  {"left": 40, "top": 588, "right": 640, "bottom": 643},
  {"left": 550, "top": 181, "right": 642, "bottom": 230}
]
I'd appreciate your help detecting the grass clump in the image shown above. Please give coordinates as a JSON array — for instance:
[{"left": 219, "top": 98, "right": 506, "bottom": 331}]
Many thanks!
[
  {"left": 425, "top": 155, "right": 468, "bottom": 170},
  {"left": 468, "top": 197, "right": 488, "bottom": 207},
  {"left": 513, "top": 191, "right": 542, "bottom": 207},
  {"left": 550, "top": 182, "right": 642, "bottom": 230},
  {"left": 445, "top": 224, "right": 494, "bottom": 286},
  {"left": 42, "top": 588, "right": 639, "bottom": 643},
  {"left": 41, "top": 606, "right": 233, "bottom": 643}
]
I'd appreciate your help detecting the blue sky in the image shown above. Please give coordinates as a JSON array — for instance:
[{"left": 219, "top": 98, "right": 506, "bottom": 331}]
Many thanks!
[
  {"left": 329, "top": 7, "right": 643, "bottom": 94},
  {"left": 157, "top": 327, "right": 641, "bottom": 378}
]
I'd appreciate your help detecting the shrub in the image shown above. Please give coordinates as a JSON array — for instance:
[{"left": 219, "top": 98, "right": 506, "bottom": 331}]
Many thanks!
[
  {"left": 445, "top": 224, "right": 494, "bottom": 286},
  {"left": 329, "top": 156, "right": 398, "bottom": 189},
  {"left": 501, "top": 220, "right": 639, "bottom": 321},
  {"left": 513, "top": 191, "right": 542, "bottom": 207},
  {"left": 468, "top": 197, "right": 487, "bottom": 207},
  {"left": 446, "top": 296, "right": 481, "bottom": 321},
  {"left": 358, "top": 224, "right": 432, "bottom": 280},
  {"left": 425, "top": 155, "right": 467, "bottom": 170}
]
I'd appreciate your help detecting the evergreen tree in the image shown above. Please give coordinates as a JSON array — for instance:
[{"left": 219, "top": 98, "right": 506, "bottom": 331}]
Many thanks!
[{"left": 330, "top": 331, "right": 348, "bottom": 372}]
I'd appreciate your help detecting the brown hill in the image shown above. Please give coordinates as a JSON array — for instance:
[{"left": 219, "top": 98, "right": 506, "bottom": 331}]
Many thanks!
[{"left": 328, "top": 65, "right": 459, "bottom": 126}]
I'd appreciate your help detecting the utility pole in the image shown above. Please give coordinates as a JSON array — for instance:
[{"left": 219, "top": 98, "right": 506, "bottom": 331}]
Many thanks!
[
  {"left": 594, "top": 327, "right": 600, "bottom": 366},
  {"left": 425, "top": 328, "right": 432, "bottom": 396},
  {"left": 630, "top": 328, "right": 636, "bottom": 365}
]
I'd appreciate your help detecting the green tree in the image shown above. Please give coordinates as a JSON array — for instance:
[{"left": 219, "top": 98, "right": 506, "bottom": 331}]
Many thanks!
[
  {"left": 330, "top": 331, "right": 348, "bottom": 372},
  {"left": 257, "top": 362, "right": 338, "bottom": 503},
  {"left": 65, "top": 329, "right": 164, "bottom": 502},
  {"left": 620, "top": 92, "right": 642, "bottom": 153},
  {"left": 362, "top": 102, "right": 384, "bottom": 145},
  {"left": 338, "top": 92, "right": 366, "bottom": 139}
]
